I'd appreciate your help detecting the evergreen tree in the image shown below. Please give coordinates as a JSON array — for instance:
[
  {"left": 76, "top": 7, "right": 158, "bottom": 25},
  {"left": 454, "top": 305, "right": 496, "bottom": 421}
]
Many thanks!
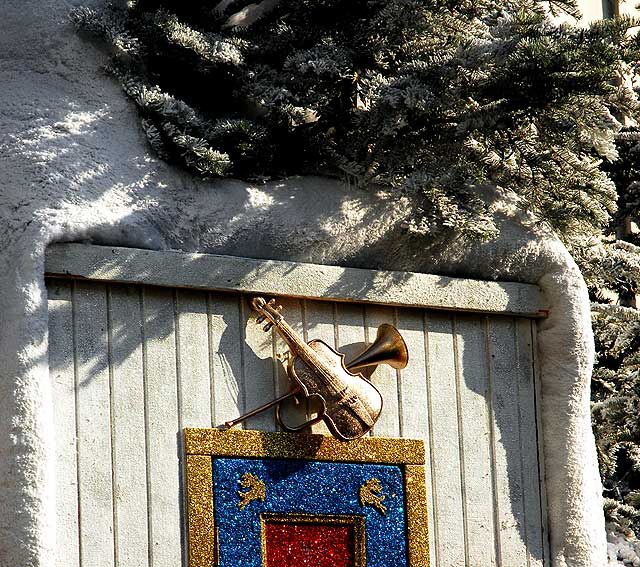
[
  {"left": 590, "top": 129, "right": 640, "bottom": 539},
  {"left": 72, "top": 0, "right": 640, "bottom": 545}
]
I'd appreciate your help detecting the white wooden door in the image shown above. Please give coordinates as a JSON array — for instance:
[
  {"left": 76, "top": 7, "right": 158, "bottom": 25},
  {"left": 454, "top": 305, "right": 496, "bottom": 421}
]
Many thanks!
[{"left": 46, "top": 244, "right": 549, "bottom": 567}]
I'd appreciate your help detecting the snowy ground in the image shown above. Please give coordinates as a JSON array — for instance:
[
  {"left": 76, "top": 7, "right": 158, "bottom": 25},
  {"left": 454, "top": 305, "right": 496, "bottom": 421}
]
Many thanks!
[{"left": 608, "top": 525, "right": 640, "bottom": 566}]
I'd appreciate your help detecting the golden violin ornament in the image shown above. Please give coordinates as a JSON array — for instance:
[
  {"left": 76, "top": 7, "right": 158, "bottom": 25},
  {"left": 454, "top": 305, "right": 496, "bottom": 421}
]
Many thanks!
[{"left": 224, "top": 297, "right": 409, "bottom": 441}]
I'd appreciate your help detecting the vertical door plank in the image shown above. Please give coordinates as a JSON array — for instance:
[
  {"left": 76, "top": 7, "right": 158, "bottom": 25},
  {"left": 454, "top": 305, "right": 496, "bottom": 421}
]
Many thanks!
[
  {"left": 516, "top": 318, "right": 545, "bottom": 567},
  {"left": 48, "top": 281, "right": 80, "bottom": 567},
  {"left": 365, "top": 305, "right": 401, "bottom": 437},
  {"left": 396, "top": 307, "right": 436, "bottom": 562},
  {"left": 334, "top": 303, "right": 372, "bottom": 438},
  {"left": 142, "top": 287, "right": 182, "bottom": 567},
  {"left": 426, "top": 312, "right": 465, "bottom": 567},
  {"left": 394, "top": 308, "right": 429, "bottom": 437},
  {"left": 108, "top": 285, "right": 149, "bottom": 566},
  {"left": 176, "top": 289, "right": 212, "bottom": 427},
  {"left": 532, "top": 323, "right": 551, "bottom": 565},
  {"left": 454, "top": 315, "right": 497, "bottom": 566},
  {"left": 488, "top": 316, "right": 528, "bottom": 565},
  {"left": 241, "top": 294, "right": 276, "bottom": 431},
  {"left": 303, "top": 299, "right": 336, "bottom": 435},
  {"left": 335, "top": 303, "right": 366, "bottom": 365},
  {"left": 208, "top": 292, "right": 244, "bottom": 428},
  {"left": 73, "top": 281, "right": 115, "bottom": 567}
]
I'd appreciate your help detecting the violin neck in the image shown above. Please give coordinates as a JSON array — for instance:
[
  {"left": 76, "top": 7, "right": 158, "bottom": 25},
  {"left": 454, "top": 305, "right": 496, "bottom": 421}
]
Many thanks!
[
  {"left": 256, "top": 299, "right": 344, "bottom": 388},
  {"left": 273, "top": 318, "right": 319, "bottom": 365}
]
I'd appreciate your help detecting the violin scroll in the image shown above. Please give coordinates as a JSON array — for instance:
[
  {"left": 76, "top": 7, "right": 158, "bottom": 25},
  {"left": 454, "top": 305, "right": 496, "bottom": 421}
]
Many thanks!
[{"left": 253, "top": 297, "right": 283, "bottom": 330}]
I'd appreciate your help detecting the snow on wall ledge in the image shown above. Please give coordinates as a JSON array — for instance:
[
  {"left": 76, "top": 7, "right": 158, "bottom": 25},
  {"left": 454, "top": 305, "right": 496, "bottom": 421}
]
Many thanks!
[{"left": 0, "top": 1, "right": 604, "bottom": 566}]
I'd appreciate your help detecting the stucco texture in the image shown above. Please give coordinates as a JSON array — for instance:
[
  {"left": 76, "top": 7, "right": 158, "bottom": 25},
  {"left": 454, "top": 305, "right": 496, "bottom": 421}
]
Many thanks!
[{"left": 0, "top": 1, "right": 605, "bottom": 565}]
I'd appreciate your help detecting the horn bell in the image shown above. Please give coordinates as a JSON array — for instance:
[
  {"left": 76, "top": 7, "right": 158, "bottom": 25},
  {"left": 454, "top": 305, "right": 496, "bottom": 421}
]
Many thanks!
[{"left": 346, "top": 323, "right": 408, "bottom": 371}]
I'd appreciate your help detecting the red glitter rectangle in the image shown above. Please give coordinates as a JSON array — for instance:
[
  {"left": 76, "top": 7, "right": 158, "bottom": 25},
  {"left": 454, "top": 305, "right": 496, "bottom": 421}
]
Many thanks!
[{"left": 264, "top": 520, "right": 356, "bottom": 567}]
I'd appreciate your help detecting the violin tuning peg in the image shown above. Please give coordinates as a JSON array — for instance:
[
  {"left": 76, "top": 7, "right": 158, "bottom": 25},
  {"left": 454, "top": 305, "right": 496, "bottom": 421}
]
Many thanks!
[
  {"left": 267, "top": 298, "right": 276, "bottom": 305},
  {"left": 256, "top": 315, "right": 266, "bottom": 324},
  {"left": 263, "top": 322, "right": 274, "bottom": 332},
  {"left": 276, "top": 305, "right": 283, "bottom": 312}
]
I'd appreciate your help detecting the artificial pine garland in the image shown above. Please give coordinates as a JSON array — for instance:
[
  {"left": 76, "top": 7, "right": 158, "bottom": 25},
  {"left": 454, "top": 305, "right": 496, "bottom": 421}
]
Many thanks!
[
  {"left": 591, "top": 129, "right": 640, "bottom": 537},
  {"left": 72, "top": 0, "right": 640, "bottom": 242}
]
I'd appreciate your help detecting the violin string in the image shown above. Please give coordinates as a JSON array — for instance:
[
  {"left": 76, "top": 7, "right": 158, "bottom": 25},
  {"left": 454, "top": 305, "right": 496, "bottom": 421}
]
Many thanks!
[{"left": 275, "top": 318, "right": 344, "bottom": 396}]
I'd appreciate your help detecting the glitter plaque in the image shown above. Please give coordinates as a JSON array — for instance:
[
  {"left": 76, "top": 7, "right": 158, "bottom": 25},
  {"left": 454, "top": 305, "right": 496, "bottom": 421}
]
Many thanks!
[{"left": 184, "top": 429, "right": 429, "bottom": 567}]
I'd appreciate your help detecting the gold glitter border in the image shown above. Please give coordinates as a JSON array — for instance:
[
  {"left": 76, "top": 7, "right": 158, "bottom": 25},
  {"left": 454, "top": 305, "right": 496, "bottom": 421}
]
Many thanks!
[
  {"left": 184, "top": 429, "right": 430, "bottom": 567},
  {"left": 186, "top": 455, "right": 215, "bottom": 567},
  {"left": 260, "top": 513, "right": 367, "bottom": 567},
  {"left": 405, "top": 464, "right": 430, "bottom": 566},
  {"left": 184, "top": 428, "right": 425, "bottom": 465}
]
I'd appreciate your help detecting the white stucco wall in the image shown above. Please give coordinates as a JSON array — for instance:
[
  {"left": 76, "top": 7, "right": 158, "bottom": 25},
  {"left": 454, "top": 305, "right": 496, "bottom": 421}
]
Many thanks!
[
  {"left": 575, "top": 0, "right": 639, "bottom": 22},
  {"left": 616, "top": 0, "right": 640, "bottom": 18},
  {"left": 0, "top": 1, "right": 610, "bottom": 566},
  {"left": 577, "top": 0, "right": 605, "bottom": 21}
]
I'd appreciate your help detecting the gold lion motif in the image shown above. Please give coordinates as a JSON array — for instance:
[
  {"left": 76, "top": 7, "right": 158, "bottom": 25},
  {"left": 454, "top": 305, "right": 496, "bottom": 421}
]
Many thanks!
[
  {"left": 237, "top": 472, "right": 266, "bottom": 510},
  {"left": 359, "top": 477, "right": 387, "bottom": 516}
]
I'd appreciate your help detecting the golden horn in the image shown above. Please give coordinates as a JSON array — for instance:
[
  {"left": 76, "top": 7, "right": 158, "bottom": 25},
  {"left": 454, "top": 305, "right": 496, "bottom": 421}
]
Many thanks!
[{"left": 345, "top": 324, "right": 409, "bottom": 371}]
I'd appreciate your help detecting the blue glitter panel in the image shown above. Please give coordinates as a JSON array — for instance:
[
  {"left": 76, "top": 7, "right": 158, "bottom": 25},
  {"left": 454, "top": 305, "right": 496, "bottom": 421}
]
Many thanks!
[{"left": 212, "top": 458, "right": 408, "bottom": 567}]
